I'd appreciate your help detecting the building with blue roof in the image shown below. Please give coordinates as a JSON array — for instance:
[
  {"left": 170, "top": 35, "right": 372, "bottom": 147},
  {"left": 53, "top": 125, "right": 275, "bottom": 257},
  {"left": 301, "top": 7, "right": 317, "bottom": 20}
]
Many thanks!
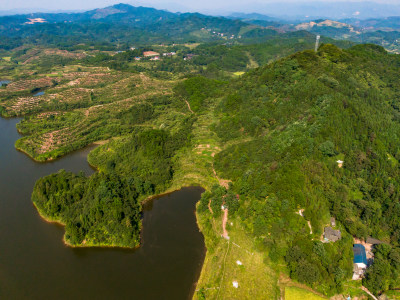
[
  {"left": 352, "top": 244, "right": 367, "bottom": 280},
  {"left": 353, "top": 244, "right": 367, "bottom": 266}
]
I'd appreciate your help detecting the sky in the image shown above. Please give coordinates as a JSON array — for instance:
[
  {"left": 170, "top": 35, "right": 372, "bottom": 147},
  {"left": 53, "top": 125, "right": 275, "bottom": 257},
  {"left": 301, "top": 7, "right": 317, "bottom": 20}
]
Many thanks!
[
  {"left": 1, "top": 0, "right": 400, "bottom": 18},
  {"left": 1, "top": 0, "right": 398, "bottom": 10}
]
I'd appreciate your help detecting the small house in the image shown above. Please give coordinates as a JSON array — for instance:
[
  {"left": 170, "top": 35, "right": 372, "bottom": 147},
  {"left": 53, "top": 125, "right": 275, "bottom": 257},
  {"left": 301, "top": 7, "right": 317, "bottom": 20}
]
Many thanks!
[
  {"left": 337, "top": 160, "right": 344, "bottom": 168},
  {"left": 324, "top": 227, "right": 341, "bottom": 242},
  {"left": 366, "top": 237, "right": 385, "bottom": 245},
  {"left": 330, "top": 217, "right": 336, "bottom": 227},
  {"left": 184, "top": 54, "right": 196, "bottom": 61}
]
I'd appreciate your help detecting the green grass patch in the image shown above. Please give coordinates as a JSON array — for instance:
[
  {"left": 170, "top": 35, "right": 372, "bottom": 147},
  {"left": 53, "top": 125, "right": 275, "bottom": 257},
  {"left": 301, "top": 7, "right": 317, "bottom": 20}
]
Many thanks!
[
  {"left": 285, "top": 286, "right": 325, "bottom": 300},
  {"left": 195, "top": 215, "right": 279, "bottom": 300},
  {"left": 341, "top": 280, "right": 371, "bottom": 299},
  {"left": 384, "top": 290, "right": 400, "bottom": 299},
  {"left": 387, "top": 153, "right": 398, "bottom": 167}
]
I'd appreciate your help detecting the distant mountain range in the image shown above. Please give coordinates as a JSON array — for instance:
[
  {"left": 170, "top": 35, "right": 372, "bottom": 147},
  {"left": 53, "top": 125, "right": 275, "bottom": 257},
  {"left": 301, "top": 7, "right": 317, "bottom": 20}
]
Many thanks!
[
  {"left": 229, "top": 13, "right": 400, "bottom": 53},
  {"left": 221, "top": 1, "right": 400, "bottom": 20},
  {"left": 0, "top": 4, "right": 279, "bottom": 50},
  {"left": 1, "top": 3, "right": 400, "bottom": 53},
  {"left": 2, "top": 1, "right": 400, "bottom": 20},
  {"left": 297, "top": 17, "right": 400, "bottom": 53},
  {"left": 346, "top": 17, "right": 400, "bottom": 31}
]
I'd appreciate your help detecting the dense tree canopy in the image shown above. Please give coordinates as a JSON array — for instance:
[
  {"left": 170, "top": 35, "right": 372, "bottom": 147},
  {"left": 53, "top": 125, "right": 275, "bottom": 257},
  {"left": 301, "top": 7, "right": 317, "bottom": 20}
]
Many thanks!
[
  {"left": 194, "top": 43, "right": 400, "bottom": 295},
  {"left": 32, "top": 170, "right": 141, "bottom": 247},
  {"left": 24, "top": 40, "right": 400, "bottom": 296}
]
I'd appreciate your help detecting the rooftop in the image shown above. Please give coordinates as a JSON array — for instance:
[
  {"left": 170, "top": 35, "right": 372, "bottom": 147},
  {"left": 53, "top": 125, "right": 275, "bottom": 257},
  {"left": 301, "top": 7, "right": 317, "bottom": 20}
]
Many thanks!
[
  {"left": 353, "top": 244, "right": 368, "bottom": 265},
  {"left": 366, "top": 237, "right": 385, "bottom": 245},
  {"left": 324, "top": 227, "right": 341, "bottom": 242}
]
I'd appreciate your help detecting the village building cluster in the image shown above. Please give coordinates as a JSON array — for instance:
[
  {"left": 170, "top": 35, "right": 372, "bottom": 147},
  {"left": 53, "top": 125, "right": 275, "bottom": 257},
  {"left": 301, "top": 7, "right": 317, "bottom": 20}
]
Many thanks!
[
  {"left": 113, "top": 43, "right": 201, "bottom": 62},
  {"left": 200, "top": 27, "right": 241, "bottom": 39},
  {"left": 323, "top": 217, "right": 386, "bottom": 281},
  {"left": 130, "top": 50, "right": 186, "bottom": 62}
]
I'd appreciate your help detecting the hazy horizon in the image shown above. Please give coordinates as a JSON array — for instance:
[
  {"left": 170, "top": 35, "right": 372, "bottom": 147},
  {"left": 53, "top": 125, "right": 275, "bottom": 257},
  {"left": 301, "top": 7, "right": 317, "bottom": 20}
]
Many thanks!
[{"left": 1, "top": 0, "right": 400, "bottom": 19}]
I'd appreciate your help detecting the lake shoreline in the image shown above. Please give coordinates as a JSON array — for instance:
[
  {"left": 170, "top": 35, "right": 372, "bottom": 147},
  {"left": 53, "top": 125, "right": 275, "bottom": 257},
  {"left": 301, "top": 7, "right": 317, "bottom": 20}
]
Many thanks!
[
  {"left": 9, "top": 112, "right": 208, "bottom": 297},
  {"left": 1, "top": 116, "right": 207, "bottom": 299},
  {"left": 33, "top": 200, "right": 141, "bottom": 250},
  {"left": 33, "top": 186, "right": 205, "bottom": 253}
]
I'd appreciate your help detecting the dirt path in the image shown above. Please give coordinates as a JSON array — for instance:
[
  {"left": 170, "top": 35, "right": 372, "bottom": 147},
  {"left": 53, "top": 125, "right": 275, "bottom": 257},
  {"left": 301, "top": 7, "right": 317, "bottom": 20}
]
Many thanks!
[
  {"left": 216, "top": 239, "right": 230, "bottom": 300},
  {"left": 211, "top": 162, "right": 232, "bottom": 238},
  {"left": 208, "top": 199, "right": 214, "bottom": 214},
  {"left": 222, "top": 208, "right": 229, "bottom": 239},
  {"left": 361, "top": 286, "right": 378, "bottom": 300},
  {"left": 212, "top": 164, "right": 231, "bottom": 189},
  {"left": 296, "top": 209, "right": 312, "bottom": 234},
  {"left": 185, "top": 99, "right": 194, "bottom": 114},
  {"left": 307, "top": 221, "right": 313, "bottom": 234}
]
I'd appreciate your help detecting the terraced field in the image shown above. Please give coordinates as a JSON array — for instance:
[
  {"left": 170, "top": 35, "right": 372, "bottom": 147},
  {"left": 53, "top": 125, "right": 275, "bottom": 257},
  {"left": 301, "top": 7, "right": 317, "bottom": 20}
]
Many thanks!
[
  {"left": 0, "top": 60, "right": 176, "bottom": 161},
  {"left": 16, "top": 47, "right": 87, "bottom": 65}
]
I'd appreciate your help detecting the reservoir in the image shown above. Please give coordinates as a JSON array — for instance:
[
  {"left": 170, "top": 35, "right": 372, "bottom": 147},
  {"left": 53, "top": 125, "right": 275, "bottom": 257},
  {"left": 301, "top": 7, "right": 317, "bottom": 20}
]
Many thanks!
[
  {"left": 33, "top": 91, "right": 45, "bottom": 97},
  {"left": 0, "top": 80, "right": 10, "bottom": 86},
  {"left": 0, "top": 117, "right": 205, "bottom": 299}
]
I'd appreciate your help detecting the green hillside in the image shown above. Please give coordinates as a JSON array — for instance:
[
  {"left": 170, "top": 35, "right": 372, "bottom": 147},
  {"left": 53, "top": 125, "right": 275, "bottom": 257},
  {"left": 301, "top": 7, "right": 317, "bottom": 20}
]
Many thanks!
[
  {"left": 0, "top": 4, "right": 273, "bottom": 50},
  {"left": 23, "top": 43, "right": 400, "bottom": 298},
  {"left": 2, "top": 11, "right": 400, "bottom": 295},
  {"left": 195, "top": 43, "right": 400, "bottom": 297}
]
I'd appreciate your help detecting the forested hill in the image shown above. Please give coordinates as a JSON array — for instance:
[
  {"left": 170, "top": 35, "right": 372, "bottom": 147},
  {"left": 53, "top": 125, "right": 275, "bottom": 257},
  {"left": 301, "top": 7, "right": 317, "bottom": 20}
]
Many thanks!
[
  {"left": 196, "top": 43, "right": 400, "bottom": 296},
  {"left": 13, "top": 36, "right": 400, "bottom": 299},
  {"left": 0, "top": 4, "right": 274, "bottom": 49},
  {"left": 26, "top": 42, "right": 400, "bottom": 297}
]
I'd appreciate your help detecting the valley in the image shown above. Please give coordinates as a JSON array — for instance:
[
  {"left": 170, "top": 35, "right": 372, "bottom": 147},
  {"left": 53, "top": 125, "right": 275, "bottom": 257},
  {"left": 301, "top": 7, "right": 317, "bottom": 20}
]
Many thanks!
[{"left": 1, "top": 3, "right": 400, "bottom": 300}]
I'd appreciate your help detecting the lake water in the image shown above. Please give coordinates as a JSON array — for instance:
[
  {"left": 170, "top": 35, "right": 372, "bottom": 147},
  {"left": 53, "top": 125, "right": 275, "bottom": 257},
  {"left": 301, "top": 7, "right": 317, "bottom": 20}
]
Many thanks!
[
  {"left": 33, "top": 91, "right": 45, "bottom": 96},
  {"left": 0, "top": 80, "right": 10, "bottom": 86},
  {"left": 0, "top": 117, "right": 205, "bottom": 299}
]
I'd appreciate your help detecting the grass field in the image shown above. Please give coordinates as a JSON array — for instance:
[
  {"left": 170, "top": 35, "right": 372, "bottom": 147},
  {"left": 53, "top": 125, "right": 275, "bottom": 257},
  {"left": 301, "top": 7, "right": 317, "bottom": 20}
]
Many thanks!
[
  {"left": 285, "top": 286, "right": 325, "bottom": 300},
  {"left": 341, "top": 280, "right": 376, "bottom": 299},
  {"left": 144, "top": 93, "right": 279, "bottom": 300},
  {"left": 384, "top": 290, "right": 400, "bottom": 299},
  {"left": 194, "top": 215, "right": 279, "bottom": 299}
]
